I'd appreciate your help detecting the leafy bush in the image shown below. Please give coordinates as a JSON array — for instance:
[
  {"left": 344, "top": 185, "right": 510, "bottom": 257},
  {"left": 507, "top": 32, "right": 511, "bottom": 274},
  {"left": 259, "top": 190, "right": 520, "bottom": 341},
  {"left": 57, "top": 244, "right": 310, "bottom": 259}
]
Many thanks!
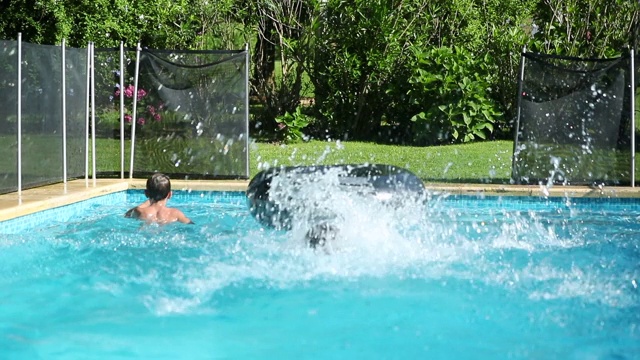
[
  {"left": 407, "top": 46, "right": 501, "bottom": 144},
  {"left": 275, "top": 106, "right": 312, "bottom": 143}
]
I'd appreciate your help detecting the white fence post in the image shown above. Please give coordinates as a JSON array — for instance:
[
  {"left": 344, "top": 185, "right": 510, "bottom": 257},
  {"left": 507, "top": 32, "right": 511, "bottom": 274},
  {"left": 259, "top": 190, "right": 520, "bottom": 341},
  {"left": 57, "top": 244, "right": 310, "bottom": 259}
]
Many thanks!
[
  {"left": 62, "top": 38, "right": 68, "bottom": 185},
  {"left": 17, "top": 33, "right": 22, "bottom": 196},
  {"left": 129, "top": 42, "right": 141, "bottom": 178},
  {"left": 245, "top": 43, "right": 250, "bottom": 178},
  {"left": 119, "top": 41, "right": 125, "bottom": 179},
  {"left": 511, "top": 45, "right": 527, "bottom": 183},
  {"left": 85, "top": 43, "right": 91, "bottom": 187},
  {"left": 632, "top": 48, "right": 636, "bottom": 187},
  {"left": 90, "top": 42, "right": 96, "bottom": 186}
]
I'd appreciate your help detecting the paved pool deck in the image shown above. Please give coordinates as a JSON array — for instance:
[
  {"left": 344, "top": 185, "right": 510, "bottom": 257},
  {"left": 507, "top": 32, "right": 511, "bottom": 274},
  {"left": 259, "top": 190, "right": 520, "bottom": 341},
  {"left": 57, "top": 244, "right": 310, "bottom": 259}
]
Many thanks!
[{"left": 0, "top": 178, "right": 639, "bottom": 222}]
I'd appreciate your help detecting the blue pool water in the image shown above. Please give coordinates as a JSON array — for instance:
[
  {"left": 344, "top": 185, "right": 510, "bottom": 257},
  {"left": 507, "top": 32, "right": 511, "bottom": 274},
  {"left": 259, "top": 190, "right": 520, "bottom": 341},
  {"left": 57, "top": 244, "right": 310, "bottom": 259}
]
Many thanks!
[{"left": 1, "top": 189, "right": 639, "bottom": 359}]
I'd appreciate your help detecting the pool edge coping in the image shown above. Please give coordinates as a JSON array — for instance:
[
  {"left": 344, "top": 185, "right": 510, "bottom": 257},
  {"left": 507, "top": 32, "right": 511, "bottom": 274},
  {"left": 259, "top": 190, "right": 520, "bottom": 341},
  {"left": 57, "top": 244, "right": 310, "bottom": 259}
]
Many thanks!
[
  {"left": 0, "top": 179, "right": 639, "bottom": 222},
  {"left": 423, "top": 183, "right": 640, "bottom": 199}
]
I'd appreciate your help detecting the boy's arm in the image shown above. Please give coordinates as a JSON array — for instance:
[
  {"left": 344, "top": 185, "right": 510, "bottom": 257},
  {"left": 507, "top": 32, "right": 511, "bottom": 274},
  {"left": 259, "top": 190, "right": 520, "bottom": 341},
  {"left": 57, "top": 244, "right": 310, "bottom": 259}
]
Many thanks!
[{"left": 176, "top": 210, "right": 194, "bottom": 224}]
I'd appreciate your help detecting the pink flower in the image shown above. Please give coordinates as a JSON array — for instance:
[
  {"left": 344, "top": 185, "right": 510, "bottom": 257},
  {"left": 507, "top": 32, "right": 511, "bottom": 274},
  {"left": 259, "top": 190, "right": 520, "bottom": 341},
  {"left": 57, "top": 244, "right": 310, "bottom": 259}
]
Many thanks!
[
  {"left": 124, "top": 85, "right": 134, "bottom": 98},
  {"left": 114, "top": 89, "right": 121, "bottom": 97},
  {"left": 147, "top": 105, "right": 156, "bottom": 114},
  {"left": 124, "top": 114, "right": 132, "bottom": 123},
  {"left": 153, "top": 113, "right": 161, "bottom": 121},
  {"left": 137, "top": 88, "right": 147, "bottom": 99},
  {"left": 137, "top": 117, "right": 145, "bottom": 125}
]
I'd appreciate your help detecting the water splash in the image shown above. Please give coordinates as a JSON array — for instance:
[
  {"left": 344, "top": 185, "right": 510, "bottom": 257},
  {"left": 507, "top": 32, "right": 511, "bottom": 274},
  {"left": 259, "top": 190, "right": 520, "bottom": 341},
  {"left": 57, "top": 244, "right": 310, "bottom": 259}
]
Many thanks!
[{"left": 143, "top": 180, "right": 639, "bottom": 316}]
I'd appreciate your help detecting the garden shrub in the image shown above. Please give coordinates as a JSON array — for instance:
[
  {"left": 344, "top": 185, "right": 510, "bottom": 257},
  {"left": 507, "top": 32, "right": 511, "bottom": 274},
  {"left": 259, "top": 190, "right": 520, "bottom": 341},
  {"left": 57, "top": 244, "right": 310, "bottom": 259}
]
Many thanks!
[{"left": 407, "top": 46, "right": 502, "bottom": 145}]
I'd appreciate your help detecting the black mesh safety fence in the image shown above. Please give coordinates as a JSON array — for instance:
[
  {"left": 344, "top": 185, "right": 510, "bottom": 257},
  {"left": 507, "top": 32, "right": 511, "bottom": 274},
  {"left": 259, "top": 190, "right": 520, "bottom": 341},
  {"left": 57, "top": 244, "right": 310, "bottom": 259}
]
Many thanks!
[
  {"left": 20, "top": 43, "right": 88, "bottom": 189},
  {"left": 92, "top": 47, "right": 137, "bottom": 176},
  {"left": 65, "top": 47, "right": 89, "bottom": 179},
  {"left": 513, "top": 52, "right": 634, "bottom": 185},
  {"left": 21, "top": 43, "right": 64, "bottom": 188},
  {"left": 129, "top": 49, "right": 248, "bottom": 179},
  {"left": 0, "top": 39, "right": 88, "bottom": 194},
  {"left": 0, "top": 40, "right": 248, "bottom": 195},
  {"left": 0, "top": 40, "right": 18, "bottom": 193},
  {"left": 92, "top": 48, "right": 249, "bottom": 179}
]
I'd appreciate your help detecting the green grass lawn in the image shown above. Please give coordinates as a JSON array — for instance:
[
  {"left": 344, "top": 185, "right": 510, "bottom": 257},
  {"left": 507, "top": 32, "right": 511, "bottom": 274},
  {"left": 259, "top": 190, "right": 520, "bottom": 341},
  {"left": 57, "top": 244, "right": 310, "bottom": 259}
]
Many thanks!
[
  {"left": 93, "top": 138, "right": 514, "bottom": 182},
  {"left": 7, "top": 136, "right": 635, "bottom": 185},
  {"left": 10, "top": 135, "right": 639, "bottom": 184},
  {"left": 250, "top": 140, "right": 514, "bottom": 182}
]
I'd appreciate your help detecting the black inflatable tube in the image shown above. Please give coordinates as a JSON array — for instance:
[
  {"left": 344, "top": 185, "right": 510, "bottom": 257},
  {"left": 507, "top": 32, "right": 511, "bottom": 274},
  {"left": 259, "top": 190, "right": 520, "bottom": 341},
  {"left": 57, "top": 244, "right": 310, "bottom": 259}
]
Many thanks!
[{"left": 246, "top": 164, "right": 425, "bottom": 230}]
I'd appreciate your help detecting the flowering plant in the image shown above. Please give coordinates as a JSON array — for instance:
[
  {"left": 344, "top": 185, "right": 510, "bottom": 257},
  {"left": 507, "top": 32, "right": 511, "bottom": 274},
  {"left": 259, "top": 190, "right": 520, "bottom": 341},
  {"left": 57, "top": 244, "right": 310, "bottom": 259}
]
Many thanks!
[{"left": 114, "top": 84, "right": 165, "bottom": 126}]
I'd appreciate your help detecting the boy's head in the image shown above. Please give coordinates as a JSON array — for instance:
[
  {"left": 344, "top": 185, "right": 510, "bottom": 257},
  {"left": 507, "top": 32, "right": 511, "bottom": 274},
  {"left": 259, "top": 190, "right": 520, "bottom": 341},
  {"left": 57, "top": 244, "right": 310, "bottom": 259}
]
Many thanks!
[{"left": 145, "top": 173, "right": 172, "bottom": 201}]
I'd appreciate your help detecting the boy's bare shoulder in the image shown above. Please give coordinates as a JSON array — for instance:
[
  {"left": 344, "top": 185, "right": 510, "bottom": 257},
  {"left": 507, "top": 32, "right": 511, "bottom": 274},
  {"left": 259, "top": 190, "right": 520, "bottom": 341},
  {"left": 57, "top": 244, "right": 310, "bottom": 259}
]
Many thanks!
[{"left": 169, "top": 208, "right": 194, "bottom": 224}]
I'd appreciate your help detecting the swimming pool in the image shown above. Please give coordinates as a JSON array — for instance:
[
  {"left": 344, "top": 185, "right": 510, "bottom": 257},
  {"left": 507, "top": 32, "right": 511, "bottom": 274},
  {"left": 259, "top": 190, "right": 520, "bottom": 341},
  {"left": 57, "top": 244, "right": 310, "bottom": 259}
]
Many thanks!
[{"left": 1, "top": 189, "right": 639, "bottom": 359}]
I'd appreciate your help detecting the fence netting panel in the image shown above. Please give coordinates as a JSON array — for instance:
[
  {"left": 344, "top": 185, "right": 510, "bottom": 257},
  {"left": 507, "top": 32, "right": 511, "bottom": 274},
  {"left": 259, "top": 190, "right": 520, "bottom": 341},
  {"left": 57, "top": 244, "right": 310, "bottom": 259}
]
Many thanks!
[
  {"left": 132, "top": 49, "right": 248, "bottom": 179},
  {"left": 513, "top": 53, "right": 632, "bottom": 185},
  {"left": 65, "top": 47, "right": 88, "bottom": 179},
  {"left": 93, "top": 48, "right": 136, "bottom": 176},
  {"left": 0, "top": 40, "right": 18, "bottom": 194},
  {"left": 21, "top": 43, "right": 64, "bottom": 188}
]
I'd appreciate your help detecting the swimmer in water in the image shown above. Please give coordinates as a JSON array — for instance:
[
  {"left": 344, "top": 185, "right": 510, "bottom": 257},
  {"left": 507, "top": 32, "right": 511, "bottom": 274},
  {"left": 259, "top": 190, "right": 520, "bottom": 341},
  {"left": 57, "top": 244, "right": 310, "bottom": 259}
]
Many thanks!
[
  {"left": 125, "top": 173, "right": 194, "bottom": 225},
  {"left": 306, "top": 222, "right": 337, "bottom": 248}
]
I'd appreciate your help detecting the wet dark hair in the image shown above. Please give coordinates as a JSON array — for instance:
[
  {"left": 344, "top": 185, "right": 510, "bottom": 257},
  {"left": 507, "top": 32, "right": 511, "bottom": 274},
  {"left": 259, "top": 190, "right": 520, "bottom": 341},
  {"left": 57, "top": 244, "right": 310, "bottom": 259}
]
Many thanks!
[
  {"left": 306, "top": 223, "right": 338, "bottom": 248},
  {"left": 145, "top": 173, "right": 171, "bottom": 201}
]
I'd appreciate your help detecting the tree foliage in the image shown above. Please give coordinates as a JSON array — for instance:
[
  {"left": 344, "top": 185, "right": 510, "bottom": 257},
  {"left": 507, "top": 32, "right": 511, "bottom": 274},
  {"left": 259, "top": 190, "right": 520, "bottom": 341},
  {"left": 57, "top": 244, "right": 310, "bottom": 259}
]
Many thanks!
[
  {"left": 308, "top": 0, "right": 537, "bottom": 143},
  {"left": 245, "top": 0, "right": 318, "bottom": 138},
  {"left": 0, "top": 0, "right": 638, "bottom": 144},
  {"left": 309, "top": 0, "right": 433, "bottom": 142},
  {"left": 0, "top": 0, "right": 248, "bottom": 49},
  {"left": 532, "top": 0, "right": 639, "bottom": 57}
]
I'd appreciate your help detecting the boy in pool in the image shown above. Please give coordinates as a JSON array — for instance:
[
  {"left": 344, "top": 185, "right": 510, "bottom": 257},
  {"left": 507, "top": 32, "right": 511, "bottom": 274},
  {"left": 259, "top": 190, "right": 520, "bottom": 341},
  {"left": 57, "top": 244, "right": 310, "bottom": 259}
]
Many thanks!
[{"left": 125, "top": 173, "right": 194, "bottom": 224}]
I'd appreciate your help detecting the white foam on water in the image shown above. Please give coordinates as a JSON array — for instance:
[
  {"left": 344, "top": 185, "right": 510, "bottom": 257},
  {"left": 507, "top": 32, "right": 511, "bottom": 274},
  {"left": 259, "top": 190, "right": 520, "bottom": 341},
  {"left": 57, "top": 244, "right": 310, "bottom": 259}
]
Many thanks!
[{"left": 142, "top": 294, "right": 204, "bottom": 316}]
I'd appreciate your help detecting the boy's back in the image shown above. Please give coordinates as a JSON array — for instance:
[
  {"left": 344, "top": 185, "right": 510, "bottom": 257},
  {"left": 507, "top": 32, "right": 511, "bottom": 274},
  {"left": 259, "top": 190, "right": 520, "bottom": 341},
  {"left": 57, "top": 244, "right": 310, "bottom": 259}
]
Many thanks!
[
  {"left": 124, "top": 173, "right": 194, "bottom": 225},
  {"left": 127, "top": 202, "right": 192, "bottom": 224}
]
